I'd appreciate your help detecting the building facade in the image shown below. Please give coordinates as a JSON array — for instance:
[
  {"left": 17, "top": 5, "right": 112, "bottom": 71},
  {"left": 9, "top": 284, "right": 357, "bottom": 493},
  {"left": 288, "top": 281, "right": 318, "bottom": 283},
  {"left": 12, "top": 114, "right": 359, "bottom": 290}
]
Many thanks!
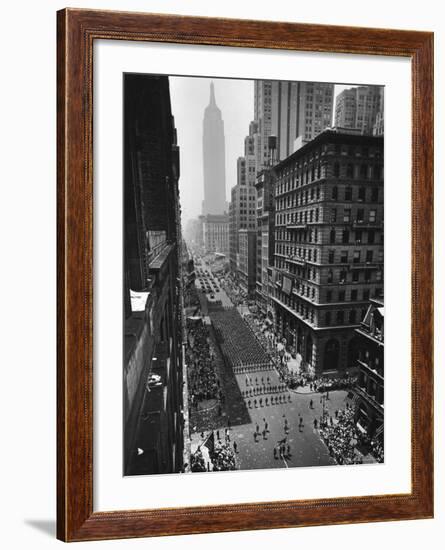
[
  {"left": 255, "top": 167, "right": 276, "bottom": 314},
  {"left": 238, "top": 229, "right": 257, "bottom": 296},
  {"left": 354, "top": 299, "right": 384, "bottom": 439},
  {"left": 335, "top": 86, "right": 383, "bottom": 136},
  {"left": 271, "top": 129, "right": 384, "bottom": 375},
  {"left": 123, "top": 74, "right": 184, "bottom": 476},
  {"left": 202, "top": 213, "right": 230, "bottom": 256},
  {"left": 202, "top": 82, "right": 227, "bottom": 215},
  {"left": 253, "top": 80, "right": 335, "bottom": 173}
]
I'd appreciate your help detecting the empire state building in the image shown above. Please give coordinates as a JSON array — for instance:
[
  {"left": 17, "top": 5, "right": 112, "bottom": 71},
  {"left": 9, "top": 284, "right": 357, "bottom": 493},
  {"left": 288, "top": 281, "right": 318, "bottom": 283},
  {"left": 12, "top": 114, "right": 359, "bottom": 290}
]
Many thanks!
[{"left": 202, "top": 82, "right": 227, "bottom": 215}]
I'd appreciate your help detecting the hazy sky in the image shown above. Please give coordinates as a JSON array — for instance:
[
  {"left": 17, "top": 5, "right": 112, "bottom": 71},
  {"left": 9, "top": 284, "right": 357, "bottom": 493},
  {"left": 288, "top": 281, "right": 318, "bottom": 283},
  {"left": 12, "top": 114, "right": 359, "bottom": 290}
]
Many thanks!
[{"left": 169, "top": 77, "right": 358, "bottom": 224}]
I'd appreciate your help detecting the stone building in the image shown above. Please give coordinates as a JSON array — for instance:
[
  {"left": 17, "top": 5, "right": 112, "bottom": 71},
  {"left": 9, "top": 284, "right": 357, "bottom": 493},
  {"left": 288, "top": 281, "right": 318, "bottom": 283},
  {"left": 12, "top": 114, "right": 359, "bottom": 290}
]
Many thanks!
[
  {"left": 271, "top": 128, "right": 384, "bottom": 375},
  {"left": 335, "top": 86, "right": 383, "bottom": 136},
  {"left": 354, "top": 298, "right": 384, "bottom": 439},
  {"left": 202, "top": 213, "right": 229, "bottom": 256},
  {"left": 238, "top": 229, "right": 257, "bottom": 296},
  {"left": 255, "top": 166, "right": 276, "bottom": 314},
  {"left": 123, "top": 74, "right": 184, "bottom": 476}
]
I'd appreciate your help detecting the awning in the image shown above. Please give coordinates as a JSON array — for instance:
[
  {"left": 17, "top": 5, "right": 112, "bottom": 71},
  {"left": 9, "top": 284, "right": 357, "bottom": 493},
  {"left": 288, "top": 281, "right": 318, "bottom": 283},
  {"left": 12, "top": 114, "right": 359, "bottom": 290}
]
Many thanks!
[{"left": 130, "top": 289, "right": 150, "bottom": 312}]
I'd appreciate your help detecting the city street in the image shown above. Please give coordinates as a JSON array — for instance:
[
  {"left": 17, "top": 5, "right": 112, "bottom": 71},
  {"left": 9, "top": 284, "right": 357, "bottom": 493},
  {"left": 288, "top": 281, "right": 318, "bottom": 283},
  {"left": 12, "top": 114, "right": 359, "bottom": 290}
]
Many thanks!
[{"left": 189, "top": 270, "right": 352, "bottom": 470}]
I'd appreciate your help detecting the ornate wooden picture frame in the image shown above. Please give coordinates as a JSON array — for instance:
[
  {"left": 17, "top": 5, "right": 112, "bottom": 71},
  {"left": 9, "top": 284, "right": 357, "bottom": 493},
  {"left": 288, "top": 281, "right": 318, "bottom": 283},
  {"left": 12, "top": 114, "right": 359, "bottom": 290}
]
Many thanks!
[{"left": 57, "top": 8, "right": 433, "bottom": 542}]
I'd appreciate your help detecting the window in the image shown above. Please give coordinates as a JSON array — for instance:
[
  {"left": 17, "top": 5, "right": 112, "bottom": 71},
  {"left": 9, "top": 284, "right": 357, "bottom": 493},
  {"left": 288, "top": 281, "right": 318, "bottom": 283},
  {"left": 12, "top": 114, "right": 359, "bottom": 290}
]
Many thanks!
[
  {"left": 349, "top": 310, "right": 356, "bottom": 324},
  {"left": 366, "top": 250, "right": 373, "bottom": 263},
  {"left": 328, "top": 250, "right": 335, "bottom": 263},
  {"left": 369, "top": 209, "right": 377, "bottom": 222},
  {"left": 337, "top": 311, "right": 345, "bottom": 324},
  {"left": 327, "top": 269, "right": 333, "bottom": 283},
  {"left": 339, "top": 269, "right": 347, "bottom": 283},
  {"left": 339, "top": 290, "right": 345, "bottom": 302},
  {"left": 352, "top": 270, "right": 359, "bottom": 282},
  {"left": 351, "top": 289, "right": 358, "bottom": 301},
  {"left": 347, "top": 163, "right": 354, "bottom": 178},
  {"left": 326, "top": 290, "right": 332, "bottom": 302},
  {"left": 363, "top": 289, "right": 370, "bottom": 301},
  {"left": 371, "top": 187, "right": 379, "bottom": 202},
  {"left": 357, "top": 208, "right": 364, "bottom": 222},
  {"left": 353, "top": 251, "right": 361, "bottom": 263},
  {"left": 330, "top": 229, "right": 336, "bottom": 243},
  {"left": 368, "top": 230, "right": 375, "bottom": 244},
  {"left": 358, "top": 187, "right": 366, "bottom": 201},
  {"left": 360, "top": 164, "right": 368, "bottom": 179},
  {"left": 331, "top": 208, "right": 337, "bottom": 222},
  {"left": 332, "top": 186, "right": 338, "bottom": 200},
  {"left": 315, "top": 208, "right": 319, "bottom": 222},
  {"left": 364, "top": 270, "right": 371, "bottom": 282},
  {"left": 333, "top": 163, "right": 340, "bottom": 177},
  {"left": 342, "top": 230, "right": 350, "bottom": 244},
  {"left": 325, "top": 311, "right": 331, "bottom": 326},
  {"left": 345, "top": 186, "right": 352, "bottom": 200},
  {"left": 340, "top": 250, "right": 348, "bottom": 263},
  {"left": 376, "top": 270, "right": 383, "bottom": 282},
  {"left": 355, "top": 230, "right": 362, "bottom": 243},
  {"left": 343, "top": 208, "right": 351, "bottom": 222}
]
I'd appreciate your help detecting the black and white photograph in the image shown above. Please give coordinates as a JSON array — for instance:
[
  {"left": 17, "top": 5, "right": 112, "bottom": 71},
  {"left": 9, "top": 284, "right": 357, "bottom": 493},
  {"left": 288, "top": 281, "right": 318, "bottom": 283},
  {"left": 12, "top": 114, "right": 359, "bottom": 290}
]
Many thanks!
[{"left": 123, "top": 74, "right": 384, "bottom": 476}]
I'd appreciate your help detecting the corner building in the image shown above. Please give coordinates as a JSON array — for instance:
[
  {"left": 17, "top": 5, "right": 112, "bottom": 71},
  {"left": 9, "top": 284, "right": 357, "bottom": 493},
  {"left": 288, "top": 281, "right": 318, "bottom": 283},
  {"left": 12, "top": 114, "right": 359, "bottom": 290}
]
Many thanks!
[{"left": 271, "top": 129, "right": 384, "bottom": 375}]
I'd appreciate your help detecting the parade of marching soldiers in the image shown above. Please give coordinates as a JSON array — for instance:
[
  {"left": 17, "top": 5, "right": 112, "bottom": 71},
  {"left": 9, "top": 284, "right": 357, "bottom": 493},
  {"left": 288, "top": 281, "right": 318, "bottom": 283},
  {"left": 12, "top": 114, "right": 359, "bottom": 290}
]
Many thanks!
[
  {"left": 124, "top": 75, "right": 384, "bottom": 476},
  {"left": 184, "top": 259, "right": 383, "bottom": 473}
]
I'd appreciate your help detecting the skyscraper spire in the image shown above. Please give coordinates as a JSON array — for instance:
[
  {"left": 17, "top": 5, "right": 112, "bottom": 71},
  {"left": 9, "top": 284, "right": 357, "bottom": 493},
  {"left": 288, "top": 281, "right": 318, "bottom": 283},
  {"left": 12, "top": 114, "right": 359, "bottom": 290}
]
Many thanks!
[
  {"left": 202, "top": 81, "right": 226, "bottom": 215},
  {"left": 209, "top": 81, "right": 216, "bottom": 107}
]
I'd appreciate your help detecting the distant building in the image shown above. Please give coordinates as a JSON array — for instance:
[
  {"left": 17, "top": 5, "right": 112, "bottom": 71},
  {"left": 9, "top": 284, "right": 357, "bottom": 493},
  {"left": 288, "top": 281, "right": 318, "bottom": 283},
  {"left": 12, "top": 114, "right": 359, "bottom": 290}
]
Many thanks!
[
  {"left": 229, "top": 123, "right": 259, "bottom": 273},
  {"left": 123, "top": 74, "right": 184, "bottom": 476},
  {"left": 373, "top": 88, "right": 385, "bottom": 136},
  {"left": 271, "top": 129, "right": 384, "bottom": 375},
  {"left": 202, "top": 82, "right": 227, "bottom": 215},
  {"left": 232, "top": 81, "right": 334, "bottom": 291},
  {"left": 184, "top": 217, "right": 204, "bottom": 250},
  {"left": 253, "top": 80, "right": 335, "bottom": 173},
  {"left": 238, "top": 229, "right": 257, "bottom": 296},
  {"left": 202, "top": 213, "right": 229, "bottom": 256},
  {"left": 335, "top": 86, "right": 384, "bottom": 136},
  {"left": 255, "top": 162, "right": 276, "bottom": 314},
  {"left": 354, "top": 299, "right": 384, "bottom": 440}
]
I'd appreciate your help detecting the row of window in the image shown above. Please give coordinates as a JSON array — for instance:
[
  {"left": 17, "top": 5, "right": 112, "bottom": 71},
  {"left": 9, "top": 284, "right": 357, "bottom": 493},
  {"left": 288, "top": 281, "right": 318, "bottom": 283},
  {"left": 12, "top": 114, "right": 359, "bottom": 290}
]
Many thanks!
[
  {"left": 276, "top": 159, "right": 383, "bottom": 196},
  {"left": 276, "top": 291, "right": 370, "bottom": 328},
  {"left": 326, "top": 268, "right": 383, "bottom": 284},
  {"left": 326, "top": 287, "right": 382, "bottom": 303},
  {"left": 329, "top": 208, "right": 378, "bottom": 224},
  {"left": 331, "top": 184, "right": 379, "bottom": 202}
]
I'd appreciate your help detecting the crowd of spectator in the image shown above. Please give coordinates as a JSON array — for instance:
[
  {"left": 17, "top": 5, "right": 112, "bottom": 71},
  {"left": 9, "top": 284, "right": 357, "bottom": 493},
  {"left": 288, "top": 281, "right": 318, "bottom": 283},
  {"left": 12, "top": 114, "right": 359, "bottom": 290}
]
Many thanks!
[
  {"left": 186, "top": 320, "right": 220, "bottom": 406},
  {"left": 319, "top": 406, "right": 365, "bottom": 465}
]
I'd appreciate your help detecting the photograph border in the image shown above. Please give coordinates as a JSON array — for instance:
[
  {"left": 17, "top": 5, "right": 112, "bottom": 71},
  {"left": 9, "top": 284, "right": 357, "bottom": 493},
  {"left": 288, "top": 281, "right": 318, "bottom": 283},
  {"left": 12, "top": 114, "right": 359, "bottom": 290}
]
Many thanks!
[{"left": 57, "top": 8, "right": 433, "bottom": 542}]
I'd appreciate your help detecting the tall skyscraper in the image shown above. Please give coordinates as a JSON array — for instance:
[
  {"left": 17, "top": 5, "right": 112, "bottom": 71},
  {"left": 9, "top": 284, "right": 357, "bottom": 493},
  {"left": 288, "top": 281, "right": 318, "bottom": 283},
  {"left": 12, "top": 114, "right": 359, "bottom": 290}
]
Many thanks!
[
  {"left": 202, "top": 82, "right": 227, "bottom": 215},
  {"left": 253, "top": 81, "right": 334, "bottom": 174},
  {"left": 335, "top": 86, "right": 383, "bottom": 135}
]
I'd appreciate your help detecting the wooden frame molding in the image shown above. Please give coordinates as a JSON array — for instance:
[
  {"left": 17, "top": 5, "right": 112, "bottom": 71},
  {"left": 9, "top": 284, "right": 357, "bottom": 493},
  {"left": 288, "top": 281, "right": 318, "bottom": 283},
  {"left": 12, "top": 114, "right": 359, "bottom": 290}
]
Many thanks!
[{"left": 57, "top": 8, "right": 434, "bottom": 542}]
